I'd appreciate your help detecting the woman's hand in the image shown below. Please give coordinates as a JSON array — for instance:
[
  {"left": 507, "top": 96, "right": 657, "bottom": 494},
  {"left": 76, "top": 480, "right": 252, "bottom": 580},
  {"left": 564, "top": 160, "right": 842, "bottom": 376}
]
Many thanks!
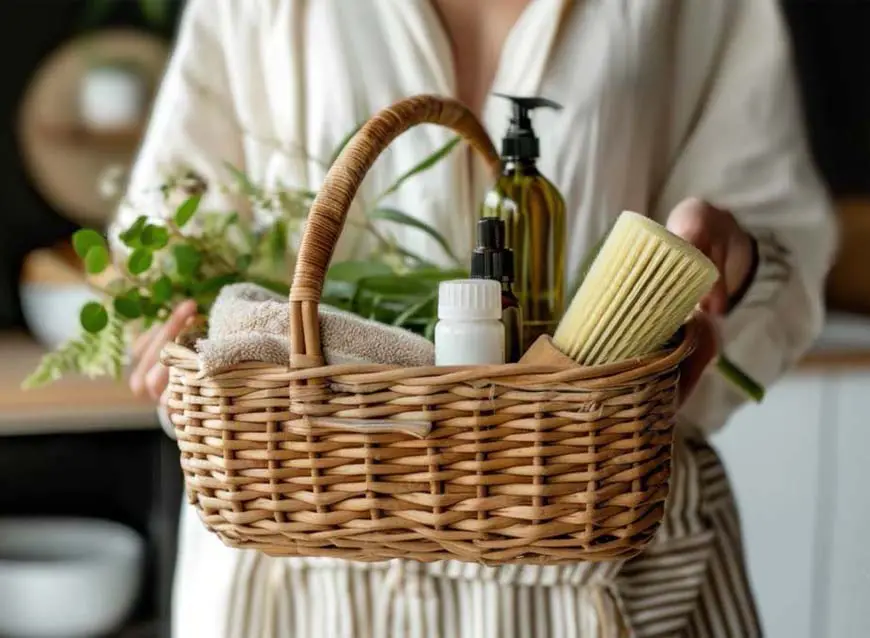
[
  {"left": 665, "top": 198, "right": 757, "bottom": 400},
  {"left": 129, "top": 300, "right": 198, "bottom": 402}
]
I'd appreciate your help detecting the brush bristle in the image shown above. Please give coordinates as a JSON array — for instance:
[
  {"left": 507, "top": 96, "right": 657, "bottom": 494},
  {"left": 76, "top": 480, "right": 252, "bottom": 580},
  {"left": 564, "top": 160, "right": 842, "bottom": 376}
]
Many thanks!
[{"left": 554, "top": 211, "right": 718, "bottom": 365}]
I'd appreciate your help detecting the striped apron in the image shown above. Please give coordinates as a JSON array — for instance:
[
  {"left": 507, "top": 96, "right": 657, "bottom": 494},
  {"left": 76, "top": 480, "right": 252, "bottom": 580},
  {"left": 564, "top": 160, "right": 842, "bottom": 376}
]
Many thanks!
[{"left": 201, "top": 433, "right": 762, "bottom": 638}]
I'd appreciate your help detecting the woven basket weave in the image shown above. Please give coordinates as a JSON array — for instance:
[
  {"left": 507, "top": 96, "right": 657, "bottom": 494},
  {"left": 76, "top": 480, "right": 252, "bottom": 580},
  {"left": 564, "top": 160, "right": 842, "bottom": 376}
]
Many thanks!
[{"left": 163, "top": 95, "right": 696, "bottom": 565}]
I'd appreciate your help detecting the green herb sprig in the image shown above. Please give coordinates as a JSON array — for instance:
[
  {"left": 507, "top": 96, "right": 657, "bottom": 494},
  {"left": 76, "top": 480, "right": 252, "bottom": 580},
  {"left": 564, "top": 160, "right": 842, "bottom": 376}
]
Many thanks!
[{"left": 23, "top": 131, "right": 465, "bottom": 388}]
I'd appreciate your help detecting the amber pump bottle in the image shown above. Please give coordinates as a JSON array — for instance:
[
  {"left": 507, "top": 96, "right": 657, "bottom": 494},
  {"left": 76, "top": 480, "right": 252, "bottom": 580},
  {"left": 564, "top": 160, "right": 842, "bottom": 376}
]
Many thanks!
[
  {"left": 471, "top": 217, "right": 522, "bottom": 363},
  {"left": 481, "top": 93, "right": 566, "bottom": 349}
]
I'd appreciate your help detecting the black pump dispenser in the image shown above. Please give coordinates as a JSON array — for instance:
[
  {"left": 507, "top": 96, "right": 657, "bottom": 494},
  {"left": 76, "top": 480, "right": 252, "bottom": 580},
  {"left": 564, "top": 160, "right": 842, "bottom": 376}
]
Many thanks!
[{"left": 493, "top": 93, "right": 563, "bottom": 160}]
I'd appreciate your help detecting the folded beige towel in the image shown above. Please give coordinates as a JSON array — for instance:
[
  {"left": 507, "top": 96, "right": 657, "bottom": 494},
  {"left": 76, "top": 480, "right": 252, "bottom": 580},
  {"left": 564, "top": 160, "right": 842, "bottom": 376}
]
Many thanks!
[{"left": 196, "top": 283, "right": 434, "bottom": 376}]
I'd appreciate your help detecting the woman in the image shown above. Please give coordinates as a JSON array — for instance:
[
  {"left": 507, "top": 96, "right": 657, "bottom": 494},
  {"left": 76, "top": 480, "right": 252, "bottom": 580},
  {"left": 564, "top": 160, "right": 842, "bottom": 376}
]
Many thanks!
[{"left": 121, "top": 1, "right": 836, "bottom": 636}]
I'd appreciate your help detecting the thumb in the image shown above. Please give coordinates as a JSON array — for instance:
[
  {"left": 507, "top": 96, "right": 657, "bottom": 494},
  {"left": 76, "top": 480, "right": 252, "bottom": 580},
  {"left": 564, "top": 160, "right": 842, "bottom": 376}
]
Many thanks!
[{"left": 701, "top": 277, "right": 729, "bottom": 316}]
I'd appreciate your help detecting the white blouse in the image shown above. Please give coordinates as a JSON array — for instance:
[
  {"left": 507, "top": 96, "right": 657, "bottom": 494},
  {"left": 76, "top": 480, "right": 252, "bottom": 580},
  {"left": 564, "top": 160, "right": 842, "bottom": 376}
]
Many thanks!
[
  {"left": 116, "top": 1, "right": 836, "bottom": 634},
  {"left": 118, "top": 0, "right": 836, "bottom": 436}
]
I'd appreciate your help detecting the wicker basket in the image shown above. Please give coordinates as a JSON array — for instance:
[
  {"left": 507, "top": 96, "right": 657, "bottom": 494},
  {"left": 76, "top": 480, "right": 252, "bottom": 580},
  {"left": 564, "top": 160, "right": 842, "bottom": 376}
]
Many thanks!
[{"left": 163, "top": 94, "right": 697, "bottom": 566}]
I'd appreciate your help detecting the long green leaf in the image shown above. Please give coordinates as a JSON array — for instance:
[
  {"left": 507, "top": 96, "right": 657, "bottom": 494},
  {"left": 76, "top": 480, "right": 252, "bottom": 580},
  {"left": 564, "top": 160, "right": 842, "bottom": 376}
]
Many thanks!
[
  {"left": 328, "top": 123, "right": 364, "bottom": 167},
  {"left": 327, "top": 261, "right": 393, "bottom": 283},
  {"left": 323, "top": 261, "right": 392, "bottom": 302},
  {"left": 369, "top": 208, "right": 460, "bottom": 266},
  {"left": 356, "top": 275, "right": 435, "bottom": 297},
  {"left": 223, "top": 162, "right": 258, "bottom": 197},
  {"left": 375, "top": 137, "right": 461, "bottom": 203},
  {"left": 392, "top": 291, "right": 437, "bottom": 327},
  {"left": 717, "top": 356, "right": 765, "bottom": 402}
]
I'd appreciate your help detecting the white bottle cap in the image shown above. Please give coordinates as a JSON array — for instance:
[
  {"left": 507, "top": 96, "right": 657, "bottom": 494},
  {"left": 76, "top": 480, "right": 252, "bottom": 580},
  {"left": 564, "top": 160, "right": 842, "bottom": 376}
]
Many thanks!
[{"left": 438, "top": 279, "right": 501, "bottom": 321}]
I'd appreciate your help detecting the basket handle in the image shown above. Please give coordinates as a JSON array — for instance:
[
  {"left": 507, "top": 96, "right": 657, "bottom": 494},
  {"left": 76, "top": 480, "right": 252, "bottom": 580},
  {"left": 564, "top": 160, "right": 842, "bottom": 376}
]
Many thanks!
[{"left": 289, "top": 95, "right": 500, "bottom": 368}]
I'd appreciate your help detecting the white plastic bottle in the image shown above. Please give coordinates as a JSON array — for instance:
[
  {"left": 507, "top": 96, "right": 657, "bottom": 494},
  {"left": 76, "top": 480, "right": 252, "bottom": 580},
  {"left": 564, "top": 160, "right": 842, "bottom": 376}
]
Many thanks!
[{"left": 435, "top": 280, "right": 505, "bottom": 365}]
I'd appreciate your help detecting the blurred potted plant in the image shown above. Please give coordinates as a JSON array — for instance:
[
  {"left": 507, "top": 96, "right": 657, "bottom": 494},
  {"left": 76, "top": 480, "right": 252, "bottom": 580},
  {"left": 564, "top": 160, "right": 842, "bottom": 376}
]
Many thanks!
[{"left": 79, "top": 58, "right": 147, "bottom": 132}]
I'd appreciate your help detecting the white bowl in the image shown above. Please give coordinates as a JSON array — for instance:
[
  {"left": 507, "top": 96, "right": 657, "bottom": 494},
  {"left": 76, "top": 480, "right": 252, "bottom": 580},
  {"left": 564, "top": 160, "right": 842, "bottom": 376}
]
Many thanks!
[
  {"left": 0, "top": 517, "right": 145, "bottom": 638},
  {"left": 20, "top": 283, "right": 98, "bottom": 349}
]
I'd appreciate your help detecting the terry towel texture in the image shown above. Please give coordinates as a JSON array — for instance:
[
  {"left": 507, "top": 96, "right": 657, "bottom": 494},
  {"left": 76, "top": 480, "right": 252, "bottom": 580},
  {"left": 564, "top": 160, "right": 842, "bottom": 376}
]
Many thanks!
[{"left": 196, "top": 283, "right": 435, "bottom": 375}]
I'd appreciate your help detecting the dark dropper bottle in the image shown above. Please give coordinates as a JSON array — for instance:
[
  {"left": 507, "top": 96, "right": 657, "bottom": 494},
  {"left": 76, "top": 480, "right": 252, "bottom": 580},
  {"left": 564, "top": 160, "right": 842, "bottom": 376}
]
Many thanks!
[{"left": 471, "top": 217, "right": 522, "bottom": 363}]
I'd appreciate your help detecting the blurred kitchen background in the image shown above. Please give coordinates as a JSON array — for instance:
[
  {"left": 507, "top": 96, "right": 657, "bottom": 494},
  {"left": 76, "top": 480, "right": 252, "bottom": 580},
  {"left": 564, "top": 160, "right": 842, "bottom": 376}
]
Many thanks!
[{"left": 0, "top": 1, "right": 868, "bottom": 637}]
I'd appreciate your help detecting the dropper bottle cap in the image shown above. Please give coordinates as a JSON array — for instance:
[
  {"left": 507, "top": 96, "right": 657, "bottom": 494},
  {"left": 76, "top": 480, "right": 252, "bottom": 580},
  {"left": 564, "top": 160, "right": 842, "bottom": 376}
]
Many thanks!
[
  {"left": 493, "top": 93, "right": 563, "bottom": 160},
  {"left": 471, "top": 217, "right": 514, "bottom": 284}
]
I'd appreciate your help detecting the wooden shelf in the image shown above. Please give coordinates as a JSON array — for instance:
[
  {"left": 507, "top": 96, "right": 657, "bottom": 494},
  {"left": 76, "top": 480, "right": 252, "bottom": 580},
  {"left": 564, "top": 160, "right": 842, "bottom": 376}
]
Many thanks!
[
  {"left": 827, "top": 199, "right": 870, "bottom": 315},
  {"left": 38, "top": 122, "right": 144, "bottom": 152}
]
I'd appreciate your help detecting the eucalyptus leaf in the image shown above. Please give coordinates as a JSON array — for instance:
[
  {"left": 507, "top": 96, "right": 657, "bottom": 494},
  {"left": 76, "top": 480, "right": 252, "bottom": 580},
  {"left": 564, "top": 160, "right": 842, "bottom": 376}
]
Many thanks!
[
  {"left": 128, "top": 248, "right": 153, "bottom": 275},
  {"left": 80, "top": 302, "right": 108, "bottom": 334},
  {"left": 119, "top": 216, "right": 148, "bottom": 247},
  {"left": 72, "top": 229, "right": 107, "bottom": 260},
  {"left": 141, "top": 299, "right": 162, "bottom": 318},
  {"left": 375, "top": 136, "right": 460, "bottom": 202},
  {"left": 369, "top": 208, "right": 460, "bottom": 265},
  {"left": 173, "top": 244, "right": 201, "bottom": 279},
  {"left": 84, "top": 245, "right": 110, "bottom": 274},
  {"left": 174, "top": 195, "right": 202, "bottom": 228},
  {"left": 113, "top": 291, "right": 142, "bottom": 320},
  {"left": 24, "top": 121, "right": 474, "bottom": 389},
  {"left": 141, "top": 224, "right": 169, "bottom": 249},
  {"left": 193, "top": 274, "right": 239, "bottom": 307},
  {"left": 193, "top": 273, "right": 240, "bottom": 296},
  {"left": 151, "top": 276, "right": 173, "bottom": 304}
]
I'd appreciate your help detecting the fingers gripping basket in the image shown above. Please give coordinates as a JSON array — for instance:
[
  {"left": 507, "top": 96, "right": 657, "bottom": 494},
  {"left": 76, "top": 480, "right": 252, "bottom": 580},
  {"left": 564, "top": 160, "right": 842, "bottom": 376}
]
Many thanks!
[{"left": 163, "top": 95, "right": 697, "bottom": 565}]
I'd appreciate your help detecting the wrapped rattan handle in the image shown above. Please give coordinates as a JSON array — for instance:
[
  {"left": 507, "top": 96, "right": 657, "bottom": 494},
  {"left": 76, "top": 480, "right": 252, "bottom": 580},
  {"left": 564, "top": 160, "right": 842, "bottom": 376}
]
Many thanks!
[{"left": 289, "top": 95, "right": 500, "bottom": 368}]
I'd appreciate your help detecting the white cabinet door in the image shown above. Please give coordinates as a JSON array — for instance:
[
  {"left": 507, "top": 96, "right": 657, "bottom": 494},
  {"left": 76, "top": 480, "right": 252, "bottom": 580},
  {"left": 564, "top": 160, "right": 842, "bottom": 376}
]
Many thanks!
[
  {"left": 820, "top": 373, "right": 870, "bottom": 638},
  {"left": 712, "top": 376, "right": 826, "bottom": 638}
]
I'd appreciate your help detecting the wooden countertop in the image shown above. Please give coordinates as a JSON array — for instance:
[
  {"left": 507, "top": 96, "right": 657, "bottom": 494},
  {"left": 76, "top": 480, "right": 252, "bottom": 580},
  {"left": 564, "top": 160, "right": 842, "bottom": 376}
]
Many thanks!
[
  {"left": 1, "top": 325, "right": 866, "bottom": 438},
  {"left": 798, "top": 349, "right": 870, "bottom": 372},
  {"left": 0, "top": 332, "right": 158, "bottom": 436}
]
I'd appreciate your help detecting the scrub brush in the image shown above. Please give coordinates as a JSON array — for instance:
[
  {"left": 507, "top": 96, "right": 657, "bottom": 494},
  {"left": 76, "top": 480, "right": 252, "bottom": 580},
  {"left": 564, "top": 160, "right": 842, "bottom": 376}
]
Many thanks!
[{"left": 552, "top": 211, "right": 765, "bottom": 401}]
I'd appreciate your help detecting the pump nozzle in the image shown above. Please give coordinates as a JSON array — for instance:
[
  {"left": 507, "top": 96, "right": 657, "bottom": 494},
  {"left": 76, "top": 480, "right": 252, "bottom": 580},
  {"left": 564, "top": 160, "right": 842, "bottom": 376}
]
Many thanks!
[{"left": 493, "top": 93, "right": 563, "bottom": 160}]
